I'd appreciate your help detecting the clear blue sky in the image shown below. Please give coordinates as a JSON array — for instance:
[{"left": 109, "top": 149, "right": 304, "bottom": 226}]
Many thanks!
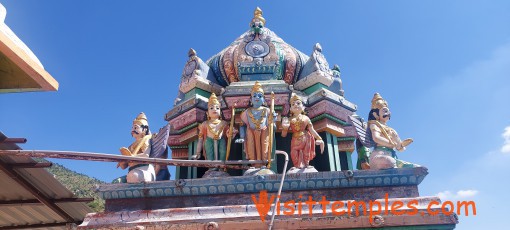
[{"left": 1, "top": 1, "right": 509, "bottom": 229}]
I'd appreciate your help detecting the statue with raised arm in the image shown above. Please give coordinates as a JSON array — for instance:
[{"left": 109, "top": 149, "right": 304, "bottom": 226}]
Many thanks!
[
  {"left": 236, "top": 81, "right": 274, "bottom": 167},
  {"left": 117, "top": 112, "right": 156, "bottom": 183},
  {"left": 367, "top": 93, "right": 416, "bottom": 170},
  {"left": 281, "top": 93, "right": 324, "bottom": 170},
  {"left": 192, "top": 93, "right": 235, "bottom": 164}
]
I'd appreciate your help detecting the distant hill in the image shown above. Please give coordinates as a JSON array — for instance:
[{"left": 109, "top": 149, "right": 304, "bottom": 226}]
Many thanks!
[{"left": 36, "top": 158, "right": 105, "bottom": 212}]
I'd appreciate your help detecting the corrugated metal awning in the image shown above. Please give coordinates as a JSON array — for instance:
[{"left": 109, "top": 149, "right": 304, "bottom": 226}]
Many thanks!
[{"left": 0, "top": 132, "right": 92, "bottom": 229}]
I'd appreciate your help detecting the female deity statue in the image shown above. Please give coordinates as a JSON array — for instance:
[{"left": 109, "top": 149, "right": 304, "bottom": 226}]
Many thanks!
[
  {"left": 236, "top": 81, "right": 274, "bottom": 167},
  {"left": 281, "top": 94, "right": 324, "bottom": 169},
  {"left": 192, "top": 93, "right": 234, "bottom": 163}
]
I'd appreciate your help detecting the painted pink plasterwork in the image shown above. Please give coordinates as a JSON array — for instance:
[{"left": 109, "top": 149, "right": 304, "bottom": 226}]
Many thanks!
[
  {"left": 169, "top": 108, "right": 206, "bottom": 130},
  {"left": 307, "top": 100, "right": 352, "bottom": 121},
  {"left": 223, "top": 94, "right": 290, "bottom": 119}
]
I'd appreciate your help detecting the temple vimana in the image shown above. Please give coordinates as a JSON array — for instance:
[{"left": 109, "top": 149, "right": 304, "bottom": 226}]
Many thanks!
[{"left": 78, "top": 7, "right": 459, "bottom": 229}]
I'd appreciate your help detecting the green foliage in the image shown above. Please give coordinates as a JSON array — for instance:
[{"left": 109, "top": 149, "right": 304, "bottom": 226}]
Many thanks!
[{"left": 35, "top": 158, "right": 105, "bottom": 212}]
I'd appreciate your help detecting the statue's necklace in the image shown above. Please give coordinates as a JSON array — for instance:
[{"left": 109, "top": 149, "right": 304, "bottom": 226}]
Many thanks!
[
  {"left": 207, "top": 120, "right": 223, "bottom": 140},
  {"left": 248, "top": 108, "right": 266, "bottom": 130},
  {"left": 291, "top": 114, "right": 303, "bottom": 131},
  {"left": 209, "top": 119, "right": 221, "bottom": 125}
]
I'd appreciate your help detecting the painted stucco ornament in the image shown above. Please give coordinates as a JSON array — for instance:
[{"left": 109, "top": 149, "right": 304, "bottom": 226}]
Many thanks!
[
  {"left": 236, "top": 81, "right": 275, "bottom": 167},
  {"left": 117, "top": 112, "right": 156, "bottom": 183},
  {"left": 192, "top": 93, "right": 236, "bottom": 163},
  {"left": 281, "top": 93, "right": 324, "bottom": 170},
  {"left": 249, "top": 7, "right": 265, "bottom": 35},
  {"left": 367, "top": 93, "right": 417, "bottom": 169}
]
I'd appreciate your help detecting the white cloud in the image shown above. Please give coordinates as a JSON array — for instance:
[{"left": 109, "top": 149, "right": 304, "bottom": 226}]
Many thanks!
[
  {"left": 501, "top": 126, "right": 510, "bottom": 153},
  {"left": 436, "top": 190, "right": 479, "bottom": 201}
]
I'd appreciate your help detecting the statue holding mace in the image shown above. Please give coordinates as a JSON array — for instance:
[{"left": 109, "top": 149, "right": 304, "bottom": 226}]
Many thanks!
[{"left": 192, "top": 93, "right": 236, "bottom": 166}]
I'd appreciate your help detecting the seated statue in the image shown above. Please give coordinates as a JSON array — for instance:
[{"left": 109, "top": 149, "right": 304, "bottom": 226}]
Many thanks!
[
  {"left": 116, "top": 112, "right": 156, "bottom": 183},
  {"left": 281, "top": 93, "right": 324, "bottom": 169},
  {"left": 367, "top": 93, "right": 416, "bottom": 170}
]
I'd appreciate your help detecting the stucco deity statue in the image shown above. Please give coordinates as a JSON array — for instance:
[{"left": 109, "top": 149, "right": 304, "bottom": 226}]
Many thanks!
[
  {"left": 281, "top": 94, "right": 324, "bottom": 169},
  {"left": 250, "top": 7, "right": 265, "bottom": 35},
  {"left": 192, "top": 93, "right": 235, "bottom": 163},
  {"left": 367, "top": 93, "right": 416, "bottom": 170},
  {"left": 236, "top": 81, "right": 275, "bottom": 167},
  {"left": 117, "top": 112, "right": 156, "bottom": 183}
]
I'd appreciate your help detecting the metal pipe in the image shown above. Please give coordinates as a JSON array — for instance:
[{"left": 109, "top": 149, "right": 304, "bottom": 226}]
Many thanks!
[
  {"left": 0, "top": 150, "right": 267, "bottom": 170},
  {"left": 268, "top": 150, "right": 289, "bottom": 230},
  {"left": 1, "top": 137, "right": 27, "bottom": 144}
]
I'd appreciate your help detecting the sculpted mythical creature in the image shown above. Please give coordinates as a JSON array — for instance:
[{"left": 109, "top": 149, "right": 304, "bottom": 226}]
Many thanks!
[
  {"left": 281, "top": 94, "right": 324, "bottom": 169},
  {"left": 367, "top": 93, "right": 416, "bottom": 170}
]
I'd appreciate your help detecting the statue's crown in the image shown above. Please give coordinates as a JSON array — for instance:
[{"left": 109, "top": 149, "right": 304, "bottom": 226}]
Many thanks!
[
  {"left": 251, "top": 7, "right": 265, "bottom": 26},
  {"left": 371, "top": 93, "right": 388, "bottom": 110},
  {"left": 251, "top": 81, "right": 264, "bottom": 95},
  {"left": 188, "top": 48, "right": 196, "bottom": 58},
  {"left": 208, "top": 93, "right": 220, "bottom": 107},
  {"left": 133, "top": 112, "right": 149, "bottom": 126},
  {"left": 290, "top": 93, "right": 302, "bottom": 104}
]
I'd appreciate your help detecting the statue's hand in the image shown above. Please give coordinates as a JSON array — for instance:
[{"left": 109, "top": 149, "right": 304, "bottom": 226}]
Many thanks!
[
  {"left": 281, "top": 117, "right": 290, "bottom": 129},
  {"left": 226, "top": 128, "right": 238, "bottom": 139},
  {"left": 119, "top": 147, "right": 132, "bottom": 156},
  {"left": 191, "top": 154, "right": 200, "bottom": 160},
  {"left": 117, "top": 162, "right": 128, "bottom": 169},
  {"left": 235, "top": 138, "right": 245, "bottom": 144},
  {"left": 396, "top": 138, "right": 413, "bottom": 151},
  {"left": 401, "top": 138, "right": 413, "bottom": 147},
  {"left": 316, "top": 140, "right": 325, "bottom": 154}
]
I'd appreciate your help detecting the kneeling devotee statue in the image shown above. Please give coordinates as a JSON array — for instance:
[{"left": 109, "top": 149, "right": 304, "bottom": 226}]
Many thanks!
[
  {"left": 367, "top": 93, "right": 417, "bottom": 170},
  {"left": 281, "top": 94, "right": 324, "bottom": 170},
  {"left": 117, "top": 112, "right": 156, "bottom": 183}
]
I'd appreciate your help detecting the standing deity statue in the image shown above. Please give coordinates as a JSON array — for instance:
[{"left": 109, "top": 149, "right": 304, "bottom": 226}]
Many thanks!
[
  {"left": 117, "top": 112, "right": 156, "bottom": 183},
  {"left": 367, "top": 93, "right": 416, "bottom": 170},
  {"left": 281, "top": 94, "right": 324, "bottom": 169},
  {"left": 192, "top": 93, "right": 235, "bottom": 163},
  {"left": 236, "top": 81, "right": 275, "bottom": 167}
]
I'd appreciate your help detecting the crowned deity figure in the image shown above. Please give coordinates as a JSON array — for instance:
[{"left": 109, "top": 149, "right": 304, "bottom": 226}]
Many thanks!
[
  {"left": 117, "top": 112, "right": 156, "bottom": 183},
  {"left": 281, "top": 94, "right": 324, "bottom": 169},
  {"left": 192, "top": 93, "right": 235, "bottom": 163},
  {"left": 236, "top": 81, "right": 274, "bottom": 167},
  {"left": 367, "top": 93, "right": 416, "bottom": 170}
]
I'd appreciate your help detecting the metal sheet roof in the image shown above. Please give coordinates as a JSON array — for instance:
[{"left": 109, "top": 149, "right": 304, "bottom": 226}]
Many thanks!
[{"left": 0, "top": 132, "right": 92, "bottom": 229}]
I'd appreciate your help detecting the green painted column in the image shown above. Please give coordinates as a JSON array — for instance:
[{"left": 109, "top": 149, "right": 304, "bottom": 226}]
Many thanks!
[
  {"left": 325, "top": 133, "right": 337, "bottom": 171},
  {"left": 187, "top": 141, "right": 199, "bottom": 179},
  {"left": 192, "top": 140, "right": 198, "bottom": 178},
  {"left": 343, "top": 151, "right": 353, "bottom": 170},
  {"left": 175, "top": 166, "right": 180, "bottom": 179},
  {"left": 187, "top": 142, "right": 193, "bottom": 179},
  {"left": 331, "top": 135, "right": 341, "bottom": 171}
]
